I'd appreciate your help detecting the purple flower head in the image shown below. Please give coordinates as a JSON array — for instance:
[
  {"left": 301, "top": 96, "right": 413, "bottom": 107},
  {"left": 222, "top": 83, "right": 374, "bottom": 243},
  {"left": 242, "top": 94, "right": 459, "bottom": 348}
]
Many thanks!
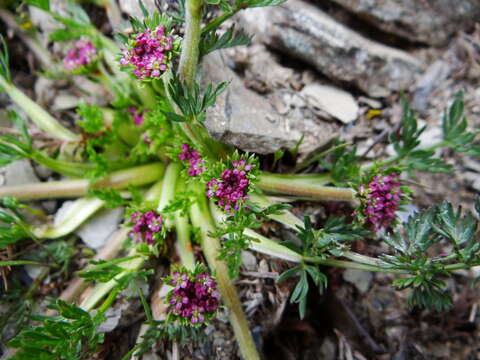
[
  {"left": 119, "top": 26, "right": 175, "bottom": 81},
  {"left": 178, "top": 143, "right": 205, "bottom": 177},
  {"left": 128, "top": 106, "right": 148, "bottom": 127},
  {"left": 206, "top": 158, "right": 252, "bottom": 212},
  {"left": 63, "top": 39, "right": 97, "bottom": 71},
  {"left": 165, "top": 266, "right": 220, "bottom": 326},
  {"left": 356, "top": 173, "right": 403, "bottom": 232},
  {"left": 128, "top": 209, "right": 164, "bottom": 245}
]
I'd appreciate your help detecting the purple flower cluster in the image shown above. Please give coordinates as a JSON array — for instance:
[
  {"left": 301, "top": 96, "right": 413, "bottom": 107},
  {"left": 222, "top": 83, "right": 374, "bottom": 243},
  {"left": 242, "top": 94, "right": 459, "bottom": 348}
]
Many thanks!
[
  {"left": 178, "top": 143, "right": 205, "bottom": 176},
  {"left": 128, "top": 106, "right": 147, "bottom": 126},
  {"left": 63, "top": 39, "right": 97, "bottom": 71},
  {"left": 357, "top": 173, "right": 402, "bottom": 231},
  {"left": 206, "top": 159, "right": 252, "bottom": 212},
  {"left": 166, "top": 268, "right": 220, "bottom": 325},
  {"left": 119, "top": 26, "right": 174, "bottom": 80},
  {"left": 129, "top": 210, "right": 163, "bottom": 245}
]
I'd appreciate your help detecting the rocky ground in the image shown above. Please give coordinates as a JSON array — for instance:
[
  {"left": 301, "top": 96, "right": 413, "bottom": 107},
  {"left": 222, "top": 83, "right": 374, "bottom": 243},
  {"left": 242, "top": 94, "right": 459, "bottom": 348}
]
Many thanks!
[{"left": 1, "top": 0, "right": 480, "bottom": 359}]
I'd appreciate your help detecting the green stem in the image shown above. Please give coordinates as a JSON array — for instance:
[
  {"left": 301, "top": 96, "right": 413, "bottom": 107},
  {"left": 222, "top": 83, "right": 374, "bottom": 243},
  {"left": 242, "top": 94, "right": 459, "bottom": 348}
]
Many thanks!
[
  {"left": 0, "top": 162, "right": 165, "bottom": 200},
  {"left": 0, "top": 76, "right": 79, "bottom": 141},
  {"left": 33, "top": 197, "right": 105, "bottom": 239},
  {"left": 257, "top": 174, "right": 355, "bottom": 201},
  {"left": 178, "top": 0, "right": 202, "bottom": 85},
  {"left": 30, "top": 150, "right": 95, "bottom": 178},
  {"left": 157, "top": 162, "right": 181, "bottom": 228},
  {"left": 174, "top": 179, "right": 195, "bottom": 270},
  {"left": 189, "top": 184, "right": 260, "bottom": 360}
]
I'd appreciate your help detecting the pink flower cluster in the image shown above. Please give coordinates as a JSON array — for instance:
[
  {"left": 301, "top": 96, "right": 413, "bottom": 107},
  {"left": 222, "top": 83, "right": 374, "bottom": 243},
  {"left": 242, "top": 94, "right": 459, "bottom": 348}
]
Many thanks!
[
  {"left": 119, "top": 25, "right": 174, "bottom": 80},
  {"left": 63, "top": 39, "right": 97, "bottom": 71},
  {"left": 206, "top": 159, "right": 252, "bottom": 212},
  {"left": 128, "top": 106, "right": 147, "bottom": 126},
  {"left": 129, "top": 210, "right": 163, "bottom": 245},
  {"left": 358, "top": 173, "right": 402, "bottom": 231},
  {"left": 166, "top": 268, "right": 220, "bottom": 325},
  {"left": 178, "top": 144, "right": 205, "bottom": 176}
]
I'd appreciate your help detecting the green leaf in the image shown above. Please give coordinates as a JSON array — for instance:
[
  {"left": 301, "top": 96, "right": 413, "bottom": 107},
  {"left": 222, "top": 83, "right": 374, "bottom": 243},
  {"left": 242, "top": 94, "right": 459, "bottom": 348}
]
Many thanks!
[
  {"left": 162, "top": 111, "right": 186, "bottom": 122},
  {"left": 0, "top": 34, "right": 12, "bottom": 83},
  {"left": 24, "top": 0, "right": 50, "bottom": 10},
  {"left": 276, "top": 265, "right": 301, "bottom": 283},
  {"left": 200, "top": 25, "right": 253, "bottom": 57},
  {"left": 0, "top": 260, "right": 50, "bottom": 267}
]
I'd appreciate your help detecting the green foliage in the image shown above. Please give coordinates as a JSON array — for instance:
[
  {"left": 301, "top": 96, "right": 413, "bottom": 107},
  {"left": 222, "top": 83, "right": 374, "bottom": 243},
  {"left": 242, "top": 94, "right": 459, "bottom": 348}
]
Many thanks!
[
  {"left": 278, "top": 216, "right": 368, "bottom": 318},
  {"left": 166, "top": 75, "right": 229, "bottom": 122},
  {"left": 211, "top": 201, "right": 291, "bottom": 279},
  {"left": 380, "top": 201, "right": 480, "bottom": 311},
  {"left": 390, "top": 98, "right": 452, "bottom": 173},
  {"left": 77, "top": 104, "right": 104, "bottom": 134},
  {"left": 442, "top": 91, "right": 480, "bottom": 156},
  {"left": 24, "top": 0, "right": 50, "bottom": 11},
  {"left": 200, "top": 25, "right": 252, "bottom": 57},
  {"left": 277, "top": 263, "right": 327, "bottom": 319},
  {"left": 0, "top": 197, "right": 33, "bottom": 249},
  {"left": 77, "top": 256, "right": 140, "bottom": 283},
  {"left": 8, "top": 300, "right": 105, "bottom": 360},
  {"left": 433, "top": 200, "right": 480, "bottom": 264},
  {"left": 236, "top": 0, "right": 287, "bottom": 7},
  {"left": 0, "top": 35, "right": 12, "bottom": 83},
  {"left": 321, "top": 145, "right": 360, "bottom": 186}
]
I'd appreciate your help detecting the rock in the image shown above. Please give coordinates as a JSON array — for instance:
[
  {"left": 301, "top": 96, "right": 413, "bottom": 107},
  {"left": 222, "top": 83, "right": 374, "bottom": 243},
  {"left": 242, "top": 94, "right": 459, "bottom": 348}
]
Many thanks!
[
  {"left": 97, "top": 307, "right": 122, "bottom": 333},
  {"left": 202, "top": 51, "right": 303, "bottom": 154},
  {"left": 52, "top": 92, "right": 81, "bottom": 111},
  {"left": 343, "top": 269, "right": 372, "bottom": 293},
  {"left": 4, "top": 159, "right": 40, "bottom": 186},
  {"left": 202, "top": 51, "right": 338, "bottom": 154},
  {"left": 319, "top": 337, "right": 337, "bottom": 360},
  {"left": 412, "top": 61, "right": 452, "bottom": 112},
  {"left": 329, "top": 0, "right": 480, "bottom": 47},
  {"left": 241, "top": 251, "right": 257, "bottom": 271},
  {"left": 119, "top": 0, "right": 157, "bottom": 20},
  {"left": 75, "top": 207, "right": 124, "bottom": 250},
  {"left": 300, "top": 83, "right": 359, "bottom": 123},
  {"left": 239, "top": 0, "right": 422, "bottom": 97}
]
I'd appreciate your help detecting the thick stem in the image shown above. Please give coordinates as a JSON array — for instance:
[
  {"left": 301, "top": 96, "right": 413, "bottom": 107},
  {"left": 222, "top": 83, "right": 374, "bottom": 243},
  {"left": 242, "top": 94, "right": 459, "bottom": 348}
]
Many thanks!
[
  {"left": 157, "top": 162, "right": 181, "bottom": 230},
  {"left": 189, "top": 184, "right": 260, "bottom": 360},
  {"left": 0, "top": 162, "right": 165, "bottom": 200},
  {"left": 257, "top": 174, "right": 355, "bottom": 201},
  {"left": 34, "top": 197, "right": 104, "bottom": 239},
  {"left": 0, "top": 76, "right": 79, "bottom": 142},
  {"left": 178, "top": 0, "right": 202, "bottom": 85},
  {"left": 174, "top": 179, "right": 195, "bottom": 270}
]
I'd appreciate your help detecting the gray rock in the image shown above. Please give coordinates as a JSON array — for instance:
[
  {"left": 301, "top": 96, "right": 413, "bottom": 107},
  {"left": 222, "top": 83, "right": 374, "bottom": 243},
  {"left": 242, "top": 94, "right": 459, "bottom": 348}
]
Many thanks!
[
  {"left": 343, "top": 269, "right": 372, "bottom": 293},
  {"left": 75, "top": 207, "right": 124, "bottom": 250},
  {"left": 241, "top": 251, "right": 257, "bottom": 271},
  {"left": 300, "top": 83, "right": 359, "bottom": 123},
  {"left": 202, "top": 51, "right": 303, "bottom": 154},
  {"left": 202, "top": 51, "right": 338, "bottom": 154},
  {"left": 329, "top": 0, "right": 480, "bottom": 47},
  {"left": 239, "top": 0, "right": 422, "bottom": 97},
  {"left": 412, "top": 61, "right": 452, "bottom": 112},
  {"left": 4, "top": 159, "right": 40, "bottom": 186},
  {"left": 119, "top": 0, "right": 157, "bottom": 20}
]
